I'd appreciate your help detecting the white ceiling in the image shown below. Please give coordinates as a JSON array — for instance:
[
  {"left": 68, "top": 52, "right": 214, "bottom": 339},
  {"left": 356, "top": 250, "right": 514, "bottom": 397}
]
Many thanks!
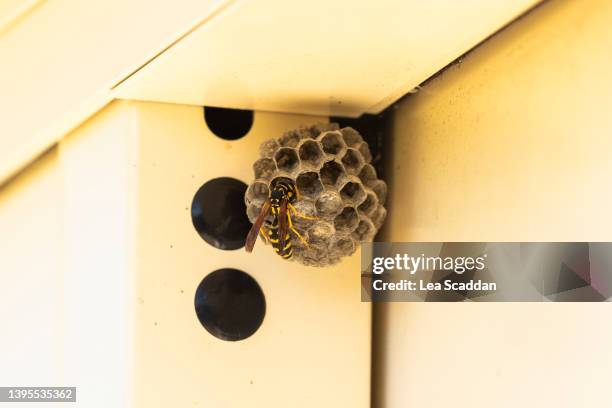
[
  {"left": 115, "top": 0, "right": 540, "bottom": 117},
  {"left": 0, "top": 0, "right": 540, "bottom": 184},
  {"left": 0, "top": 0, "right": 41, "bottom": 33},
  {"left": 0, "top": 0, "right": 228, "bottom": 185}
]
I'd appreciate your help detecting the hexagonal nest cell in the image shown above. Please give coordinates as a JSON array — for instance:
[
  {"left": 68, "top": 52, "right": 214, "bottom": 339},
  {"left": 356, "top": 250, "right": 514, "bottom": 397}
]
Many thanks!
[{"left": 245, "top": 123, "right": 387, "bottom": 267}]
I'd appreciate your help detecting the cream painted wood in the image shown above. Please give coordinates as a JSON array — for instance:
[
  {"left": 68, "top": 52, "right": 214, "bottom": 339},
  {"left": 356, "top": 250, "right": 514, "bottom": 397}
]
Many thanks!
[
  {"left": 1, "top": 103, "right": 137, "bottom": 407},
  {"left": 60, "top": 102, "right": 135, "bottom": 407},
  {"left": 115, "top": 0, "right": 539, "bottom": 118},
  {"left": 0, "top": 100, "right": 370, "bottom": 407},
  {"left": 0, "top": 148, "right": 64, "bottom": 387},
  {"left": 0, "top": 0, "right": 42, "bottom": 33},
  {"left": 0, "top": 0, "right": 540, "bottom": 187},
  {"left": 0, "top": 0, "right": 229, "bottom": 185},
  {"left": 131, "top": 101, "right": 369, "bottom": 408},
  {"left": 376, "top": 0, "right": 612, "bottom": 406}
]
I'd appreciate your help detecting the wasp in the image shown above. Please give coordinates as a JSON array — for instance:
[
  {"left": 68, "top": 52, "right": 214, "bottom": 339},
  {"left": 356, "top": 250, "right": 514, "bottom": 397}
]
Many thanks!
[{"left": 245, "top": 177, "right": 314, "bottom": 259}]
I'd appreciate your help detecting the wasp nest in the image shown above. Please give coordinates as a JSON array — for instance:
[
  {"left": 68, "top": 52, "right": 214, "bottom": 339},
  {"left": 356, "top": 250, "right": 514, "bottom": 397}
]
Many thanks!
[{"left": 245, "top": 123, "right": 387, "bottom": 267}]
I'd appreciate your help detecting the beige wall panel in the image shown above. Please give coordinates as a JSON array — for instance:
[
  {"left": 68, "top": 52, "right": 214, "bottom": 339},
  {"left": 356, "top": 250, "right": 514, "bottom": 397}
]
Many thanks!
[
  {"left": 0, "top": 0, "right": 227, "bottom": 185},
  {"left": 2, "top": 102, "right": 136, "bottom": 406},
  {"left": 377, "top": 0, "right": 612, "bottom": 407},
  {"left": 0, "top": 148, "right": 64, "bottom": 387},
  {"left": 114, "top": 0, "right": 538, "bottom": 117},
  {"left": 0, "top": 0, "right": 42, "bottom": 33},
  {"left": 59, "top": 102, "right": 136, "bottom": 407},
  {"left": 131, "top": 102, "right": 370, "bottom": 408},
  {"left": 1, "top": 99, "right": 370, "bottom": 407},
  {"left": 386, "top": 0, "right": 612, "bottom": 243}
]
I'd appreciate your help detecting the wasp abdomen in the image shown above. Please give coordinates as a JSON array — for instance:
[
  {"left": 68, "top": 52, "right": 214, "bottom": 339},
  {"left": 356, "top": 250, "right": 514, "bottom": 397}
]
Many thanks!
[{"left": 267, "top": 217, "right": 293, "bottom": 259}]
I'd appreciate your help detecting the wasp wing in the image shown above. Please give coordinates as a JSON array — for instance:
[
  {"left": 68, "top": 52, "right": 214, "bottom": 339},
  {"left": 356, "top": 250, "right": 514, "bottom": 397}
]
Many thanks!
[
  {"left": 278, "top": 197, "right": 289, "bottom": 255},
  {"left": 245, "top": 199, "right": 271, "bottom": 253}
]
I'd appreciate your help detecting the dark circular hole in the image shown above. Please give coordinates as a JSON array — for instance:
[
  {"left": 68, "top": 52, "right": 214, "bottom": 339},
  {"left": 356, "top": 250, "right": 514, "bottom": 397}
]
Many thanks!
[
  {"left": 194, "top": 268, "right": 265, "bottom": 341},
  {"left": 191, "top": 177, "right": 250, "bottom": 250},
  {"left": 204, "top": 106, "right": 254, "bottom": 140}
]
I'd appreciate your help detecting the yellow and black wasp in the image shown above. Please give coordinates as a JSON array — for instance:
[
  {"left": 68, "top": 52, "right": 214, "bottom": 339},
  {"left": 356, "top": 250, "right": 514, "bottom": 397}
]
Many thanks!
[{"left": 245, "top": 177, "right": 313, "bottom": 259}]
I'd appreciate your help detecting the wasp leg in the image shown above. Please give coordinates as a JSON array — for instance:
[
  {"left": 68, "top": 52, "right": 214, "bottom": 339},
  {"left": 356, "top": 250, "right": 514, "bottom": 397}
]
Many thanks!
[
  {"left": 287, "top": 213, "right": 310, "bottom": 248},
  {"left": 259, "top": 227, "right": 270, "bottom": 244},
  {"left": 291, "top": 227, "right": 309, "bottom": 248},
  {"left": 288, "top": 203, "right": 317, "bottom": 220}
]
